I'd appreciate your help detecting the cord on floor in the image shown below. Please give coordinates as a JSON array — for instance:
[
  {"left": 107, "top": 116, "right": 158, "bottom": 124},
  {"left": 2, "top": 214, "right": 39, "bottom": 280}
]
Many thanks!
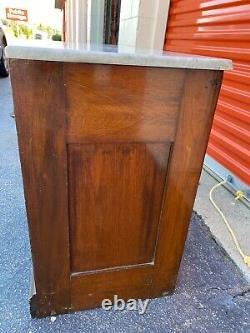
[{"left": 209, "top": 180, "right": 250, "bottom": 268}]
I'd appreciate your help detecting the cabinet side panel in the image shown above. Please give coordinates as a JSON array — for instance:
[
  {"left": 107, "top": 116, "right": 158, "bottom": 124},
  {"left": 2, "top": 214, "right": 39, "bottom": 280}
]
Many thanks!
[
  {"left": 9, "top": 59, "right": 70, "bottom": 317},
  {"left": 153, "top": 69, "right": 223, "bottom": 293}
]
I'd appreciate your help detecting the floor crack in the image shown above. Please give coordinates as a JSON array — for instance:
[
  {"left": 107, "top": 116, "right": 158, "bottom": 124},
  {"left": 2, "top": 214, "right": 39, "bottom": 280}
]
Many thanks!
[{"left": 232, "top": 287, "right": 250, "bottom": 299}]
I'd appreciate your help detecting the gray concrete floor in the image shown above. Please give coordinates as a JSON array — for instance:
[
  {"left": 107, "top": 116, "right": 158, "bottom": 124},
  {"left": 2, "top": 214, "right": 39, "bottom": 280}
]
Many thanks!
[
  {"left": 194, "top": 170, "right": 250, "bottom": 282},
  {"left": 0, "top": 77, "right": 250, "bottom": 333}
]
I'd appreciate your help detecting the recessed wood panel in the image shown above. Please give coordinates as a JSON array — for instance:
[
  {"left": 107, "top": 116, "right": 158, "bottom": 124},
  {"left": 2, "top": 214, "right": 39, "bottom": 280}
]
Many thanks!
[
  {"left": 64, "top": 64, "right": 184, "bottom": 143},
  {"left": 69, "top": 142, "right": 171, "bottom": 273}
]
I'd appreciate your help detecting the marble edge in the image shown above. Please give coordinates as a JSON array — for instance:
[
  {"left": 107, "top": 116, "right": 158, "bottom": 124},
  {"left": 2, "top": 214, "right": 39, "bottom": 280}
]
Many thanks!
[{"left": 6, "top": 45, "right": 233, "bottom": 71}]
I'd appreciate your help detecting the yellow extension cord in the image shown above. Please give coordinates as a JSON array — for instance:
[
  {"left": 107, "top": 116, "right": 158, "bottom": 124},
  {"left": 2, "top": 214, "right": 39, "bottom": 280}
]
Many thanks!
[{"left": 209, "top": 180, "right": 250, "bottom": 268}]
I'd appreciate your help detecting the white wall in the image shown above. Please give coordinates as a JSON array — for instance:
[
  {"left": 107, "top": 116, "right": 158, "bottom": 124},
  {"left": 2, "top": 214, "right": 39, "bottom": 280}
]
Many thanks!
[
  {"left": 65, "top": 0, "right": 88, "bottom": 44},
  {"left": 87, "top": 0, "right": 104, "bottom": 44},
  {"left": 118, "top": 0, "right": 170, "bottom": 50},
  {"left": 65, "top": 0, "right": 105, "bottom": 44},
  {"left": 118, "top": 0, "right": 140, "bottom": 48}
]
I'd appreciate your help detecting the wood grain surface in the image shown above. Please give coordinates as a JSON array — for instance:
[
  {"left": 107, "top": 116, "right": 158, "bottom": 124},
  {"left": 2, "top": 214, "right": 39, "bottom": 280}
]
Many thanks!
[
  {"left": 9, "top": 59, "right": 223, "bottom": 316},
  {"left": 65, "top": 64, "right": 185, "bottom": 143},
  {"left": 69, "top": 142, "right": 171, "bottom": 272},
  {"left": 10, "top": 59, "right": 71, "bottom": 317}
]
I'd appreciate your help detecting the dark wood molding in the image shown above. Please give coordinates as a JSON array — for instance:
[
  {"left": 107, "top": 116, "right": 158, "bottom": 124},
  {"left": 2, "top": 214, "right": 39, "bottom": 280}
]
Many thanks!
[
  {"left": 10, "top": 60, "right": 71, "bottom": 317},
  {"left": 103, "top": 0, "right": 121, "bottom": 45},
  {"left": 55, "top": 0, "right": 65, "bottom": 10}
]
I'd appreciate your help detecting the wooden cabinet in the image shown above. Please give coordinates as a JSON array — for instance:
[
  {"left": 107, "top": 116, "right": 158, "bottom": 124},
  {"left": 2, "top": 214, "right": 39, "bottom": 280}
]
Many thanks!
[{"left": 8, "top": 48, "right": 229, "bottom": 317}]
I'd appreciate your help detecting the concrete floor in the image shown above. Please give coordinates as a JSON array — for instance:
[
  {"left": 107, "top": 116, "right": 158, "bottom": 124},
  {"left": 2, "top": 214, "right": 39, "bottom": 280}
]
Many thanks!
[
  {"left": 194, "top": 170, "right": 250, "bottom": 282},
  {"left": 0, "top": 77, "right": 250, "bottom": 332}
]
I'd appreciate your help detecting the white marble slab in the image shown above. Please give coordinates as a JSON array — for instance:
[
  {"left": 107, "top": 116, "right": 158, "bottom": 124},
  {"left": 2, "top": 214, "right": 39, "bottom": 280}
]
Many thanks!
[{"left": 6, "top": 41, "right": 232, "bottom": 70}]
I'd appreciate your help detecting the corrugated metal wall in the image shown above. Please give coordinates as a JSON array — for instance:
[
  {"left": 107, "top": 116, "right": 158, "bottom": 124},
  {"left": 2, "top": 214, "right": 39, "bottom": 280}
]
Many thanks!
[{"left": 164, "top": 0, "right": 250, "bottom": 186}]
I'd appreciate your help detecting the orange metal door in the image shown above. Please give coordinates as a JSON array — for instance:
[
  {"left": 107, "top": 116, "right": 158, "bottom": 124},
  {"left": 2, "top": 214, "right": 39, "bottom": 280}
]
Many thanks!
[{"left": 164, "top": 0, "right": 250, "bottom": 186}]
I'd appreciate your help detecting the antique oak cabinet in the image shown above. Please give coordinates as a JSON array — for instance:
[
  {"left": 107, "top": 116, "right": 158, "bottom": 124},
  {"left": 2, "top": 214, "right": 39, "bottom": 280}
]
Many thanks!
[{"left": 6, "top": 43, "right": 231, "bottom": 317}]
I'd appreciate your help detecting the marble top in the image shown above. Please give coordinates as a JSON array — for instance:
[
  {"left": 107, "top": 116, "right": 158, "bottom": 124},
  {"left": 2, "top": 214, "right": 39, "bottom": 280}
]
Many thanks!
[{"left": 6, "top": 41, "right": 232, "bottom": 70}]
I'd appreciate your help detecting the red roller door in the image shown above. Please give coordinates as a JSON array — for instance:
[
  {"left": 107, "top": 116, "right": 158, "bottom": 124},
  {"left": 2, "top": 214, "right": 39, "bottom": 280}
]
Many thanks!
[{"left": 164, "top": 0, "right": 250, "bottom": 186}]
